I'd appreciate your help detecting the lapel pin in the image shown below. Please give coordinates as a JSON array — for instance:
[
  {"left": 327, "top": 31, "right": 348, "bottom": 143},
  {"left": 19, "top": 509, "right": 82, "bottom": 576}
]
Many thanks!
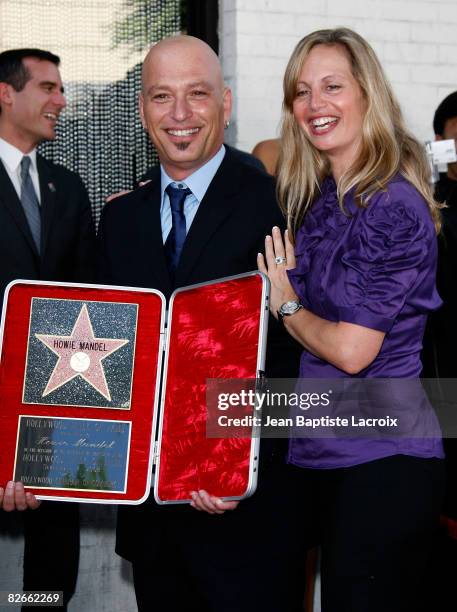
[{"left": 48, "top": 182, "right": 56, "bottom": 192}]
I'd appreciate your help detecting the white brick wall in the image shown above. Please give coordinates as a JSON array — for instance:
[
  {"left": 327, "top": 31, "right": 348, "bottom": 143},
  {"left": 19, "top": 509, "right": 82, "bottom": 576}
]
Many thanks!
[{"left": 219, "top": 0, "right": 457, "bottom": 153}]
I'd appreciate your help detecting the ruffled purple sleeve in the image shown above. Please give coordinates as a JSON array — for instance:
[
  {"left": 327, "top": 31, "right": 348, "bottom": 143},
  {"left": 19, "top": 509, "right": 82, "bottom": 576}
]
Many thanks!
[{"left": 337, "top": 192, "right": 438, "bottom": 333}]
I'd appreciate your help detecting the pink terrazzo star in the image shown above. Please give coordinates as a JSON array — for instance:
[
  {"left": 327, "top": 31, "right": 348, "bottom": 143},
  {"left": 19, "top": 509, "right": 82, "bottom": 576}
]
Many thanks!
[{"left": 35, "top": 303, "right": 129, "bottom": 401}]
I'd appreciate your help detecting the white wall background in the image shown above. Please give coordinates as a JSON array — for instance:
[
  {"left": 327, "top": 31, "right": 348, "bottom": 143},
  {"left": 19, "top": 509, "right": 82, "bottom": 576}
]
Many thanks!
[{"left": 220, "top": 0, "right": 457, "bottom": 153}]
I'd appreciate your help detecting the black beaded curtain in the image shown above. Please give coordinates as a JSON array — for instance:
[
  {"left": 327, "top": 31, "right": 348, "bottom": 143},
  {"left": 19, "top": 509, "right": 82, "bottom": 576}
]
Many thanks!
[{"left": 0, "top": 0, "right": 181, "bottom": 223}]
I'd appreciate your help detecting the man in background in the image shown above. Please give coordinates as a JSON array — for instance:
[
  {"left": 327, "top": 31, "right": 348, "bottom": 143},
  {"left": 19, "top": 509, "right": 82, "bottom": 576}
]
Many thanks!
[
  {"left": 423, "top": 93, "right": 457, "bottom": 392},
  {"left": 422, "top": 91, "right": 457, "bottom": 612},
  {"left": 98, "top": 35, "right": 304, "bottom": 612},
  {"left": 434, "top": 92, "right": 457, "bottom": 210},
  {"left": 0, "top": 48, "right": 95, "bottom": 610}
]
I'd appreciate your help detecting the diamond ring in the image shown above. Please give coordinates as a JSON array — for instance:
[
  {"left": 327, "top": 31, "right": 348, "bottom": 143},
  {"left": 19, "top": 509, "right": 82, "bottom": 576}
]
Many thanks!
[{"left": 275, "top": 256, "right": 287, "bottom": 265}]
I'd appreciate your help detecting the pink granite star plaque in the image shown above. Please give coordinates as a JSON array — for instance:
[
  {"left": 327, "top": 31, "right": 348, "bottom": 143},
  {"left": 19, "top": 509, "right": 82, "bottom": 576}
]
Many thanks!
[{"left": 35, "top": 303, "right": 129, "bottom": 401}]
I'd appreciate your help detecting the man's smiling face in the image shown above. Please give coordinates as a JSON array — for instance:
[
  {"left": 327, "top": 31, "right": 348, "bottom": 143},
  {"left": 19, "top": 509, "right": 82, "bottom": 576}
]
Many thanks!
[
  {"left": 139, "top": 37, "right": 232, "bottom": 181},
  {"left": 3, "top": 57, "right": 66, "bottom": 152}
]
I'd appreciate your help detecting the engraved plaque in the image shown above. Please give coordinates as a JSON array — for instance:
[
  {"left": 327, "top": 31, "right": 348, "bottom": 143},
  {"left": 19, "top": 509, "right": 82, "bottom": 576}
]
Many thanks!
[{"left": 14, "top": 416, "right": 131, "bottom": 493}]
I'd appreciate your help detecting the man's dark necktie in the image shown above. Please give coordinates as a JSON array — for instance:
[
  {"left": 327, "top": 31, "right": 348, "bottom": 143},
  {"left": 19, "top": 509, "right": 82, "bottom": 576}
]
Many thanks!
[
  {"left": 20, "top": 156, "right": 41, "bottom": 253},
  {"left": 164, "top": 184, "right": 191, "bottom": 278}
]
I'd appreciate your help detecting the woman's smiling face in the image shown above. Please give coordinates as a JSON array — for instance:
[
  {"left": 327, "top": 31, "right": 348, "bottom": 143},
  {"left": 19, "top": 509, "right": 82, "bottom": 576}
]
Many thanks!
[{"left": 292, "top": 43, "right": 366, "bottom": 175}]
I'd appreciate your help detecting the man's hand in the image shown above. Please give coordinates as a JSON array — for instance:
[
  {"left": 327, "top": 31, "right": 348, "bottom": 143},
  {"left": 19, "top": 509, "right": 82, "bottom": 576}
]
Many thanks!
[
  {"left": 105, "top": 189, "right": 131, "bottom": 203},
  {"left": 105, "top": 180, "right": 151, "bottom": 203},
  {"left": 190, "top": 490, "right": 239, "bottom": 514},
  {"left": 0, "top": 481, "right": 41, "bottom": 511}
]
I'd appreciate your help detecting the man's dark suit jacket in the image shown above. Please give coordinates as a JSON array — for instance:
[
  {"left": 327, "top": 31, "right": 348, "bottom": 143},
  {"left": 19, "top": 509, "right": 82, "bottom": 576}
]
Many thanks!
[
  {"left": 97, "top": 147, "right": 304, "bottom": 612},
  {"left": 0, "top": 153, "right": 95, "bottom": 310},
  {"left": 98, "top": 148, "right": 280, "bottom": 301},
  {"left": 0, "top": 153, "right": 95, "bottom": 610}
]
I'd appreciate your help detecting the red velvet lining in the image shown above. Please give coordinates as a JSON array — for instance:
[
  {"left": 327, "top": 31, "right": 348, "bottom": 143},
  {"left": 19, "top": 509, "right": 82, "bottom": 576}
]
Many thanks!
[
  {"left": 0, "top": 283, "right": 162, "bottom": 502},
  {"left": 157, "top": 274, "right": 264, "bottom": 501}
]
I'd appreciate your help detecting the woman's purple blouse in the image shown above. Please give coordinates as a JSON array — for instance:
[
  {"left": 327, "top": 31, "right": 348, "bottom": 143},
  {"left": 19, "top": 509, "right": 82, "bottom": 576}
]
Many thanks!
[{"left": 287, "top": 175, "right": 444, "bottom": 468}]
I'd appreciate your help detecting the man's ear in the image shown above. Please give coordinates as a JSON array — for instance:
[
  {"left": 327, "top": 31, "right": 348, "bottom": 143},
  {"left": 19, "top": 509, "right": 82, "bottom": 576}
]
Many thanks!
[
  {"left": 223, "top": 87, "right": 232, "bottom": 124},
  {"left": 0, "top": 82, "right": 13, "bottom": 108},
  {"left": 138, "top": 92, "right": 146, "bottom": 130},
  {"left": 435, "top": 134, "right": 443, "bottom": 141}
]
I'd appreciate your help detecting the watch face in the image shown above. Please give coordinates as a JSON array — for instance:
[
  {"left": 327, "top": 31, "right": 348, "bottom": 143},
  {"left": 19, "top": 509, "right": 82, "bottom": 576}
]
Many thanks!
[{"left": 281, "top": 301, "right": 300, "bottom": 315}]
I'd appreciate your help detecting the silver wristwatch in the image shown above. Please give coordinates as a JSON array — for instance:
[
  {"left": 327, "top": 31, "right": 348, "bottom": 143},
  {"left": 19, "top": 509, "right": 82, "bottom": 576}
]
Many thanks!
[{"left": 277, "top": 300, "right": 303, "bottom": 322}]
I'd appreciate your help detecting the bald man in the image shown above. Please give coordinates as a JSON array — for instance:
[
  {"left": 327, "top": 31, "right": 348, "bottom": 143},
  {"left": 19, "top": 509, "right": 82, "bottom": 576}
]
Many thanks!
[{"left": 97, "top": 36, "right": 303, "bottom": 612}]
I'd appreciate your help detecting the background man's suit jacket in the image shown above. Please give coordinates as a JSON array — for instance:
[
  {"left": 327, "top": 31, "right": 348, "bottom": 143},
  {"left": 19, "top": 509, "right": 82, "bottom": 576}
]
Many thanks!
[
  {"left": 0, "top": 153, "right": 95, "bottom": 610},
  {"left": 0, "top": 153, "right": 95, "bottom": 310}
]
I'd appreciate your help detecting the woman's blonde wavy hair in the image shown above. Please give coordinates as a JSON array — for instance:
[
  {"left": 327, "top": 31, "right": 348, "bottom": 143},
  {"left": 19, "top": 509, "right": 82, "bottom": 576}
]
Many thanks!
[{"left": 277, "top": 27, "right": 441, "bottom": 237}]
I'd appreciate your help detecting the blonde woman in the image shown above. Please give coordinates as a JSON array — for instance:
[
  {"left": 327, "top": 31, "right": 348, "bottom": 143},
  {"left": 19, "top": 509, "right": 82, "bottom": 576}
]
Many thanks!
[{"left": 258, "top": 28, "right": 444, "bottom": 612}]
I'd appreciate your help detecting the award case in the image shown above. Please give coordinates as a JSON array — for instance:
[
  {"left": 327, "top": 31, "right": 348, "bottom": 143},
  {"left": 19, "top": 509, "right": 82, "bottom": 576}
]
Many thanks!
[{"left": 0, "top": 272, "right": 268, "bottom": 505}]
